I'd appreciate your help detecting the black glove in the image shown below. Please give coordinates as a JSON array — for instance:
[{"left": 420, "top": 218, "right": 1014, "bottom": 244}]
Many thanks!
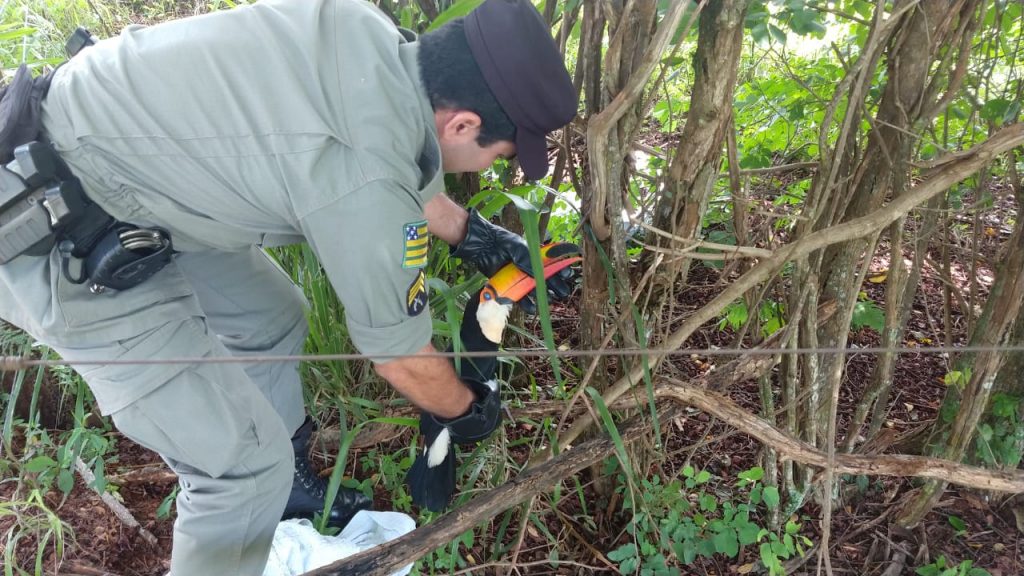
[
  {"left": 451, "top": 209, "right": 574, "bottom": 311},
  {"left": 406, "top": 289, "right": 503, "bottom": 512},
  {"left": 406, "top": 378, "right": 502, "bottom": 512}
]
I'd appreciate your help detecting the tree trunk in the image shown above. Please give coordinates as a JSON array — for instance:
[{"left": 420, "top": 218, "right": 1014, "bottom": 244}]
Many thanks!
[
  {"left": 650, "top": 0, "right": 750, "bottom": 291},
  {"left": 899, "top": 201, "right": 1024, "bottom": 526}
]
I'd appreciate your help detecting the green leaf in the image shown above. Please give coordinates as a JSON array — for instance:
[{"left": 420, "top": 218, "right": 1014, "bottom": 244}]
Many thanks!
[
  {"left": 760, "top": 542, "right": 777, "bottom": 569},
  {"left": 771, "top": 539, "right": 788, "bottom": 557},
  {"left": 737, "top": 521, "right": 761, "bottom": 546},
  {"left": 763, "top": 486, "right": 780, "bottom": 508},
  {"left": 699, "top": 493, "right": 718, "bottom": 513},
  {"left": 57, "top": 469, "right": 75, "bottom": 494},
  {"left": 991, "top": 394, "right": 1019, "bottom": 418},
  {"left": 674, "top": 539, "right": 698, "bottom": 564},
  {"left": 948, "top": 515, "right": 967, "bottom": 533},
  {"left": 768, "top": 23, "right": 787, "bottom": 44},
  {"left": 712, "top": 528, "right": 739, "bottom": 557},
  {"left": 608, "top": 542, "right": 638, "bottom": 562},
  {"left": 426, "top": 0, "right": 485, "bottom": 32},
  {"left": 695, "top": 470, "right": 712, "bottom": 484},
  {"left": 737, "top": 467, "right": 764, "bottom": 483},
  {"left": 980, "top": 98, "right": 1011, "bottom": 124},
  {"left": 750, "top": 22, "right": 770, "bottom": 45},
  {"left": 24, "top": 455, "right": 57, "bottom": 474},
  {"left": 92, "top": 458, "right": 107, "bottom": 494},
  {"left": 156, "top": 487, "right": 178, "bottom": 520},
  {"left": 851, "top": 300, "right": 885, "bottom": 332},
  {"left": 0, "top": 26, "right": 36, "bottom": 42}
]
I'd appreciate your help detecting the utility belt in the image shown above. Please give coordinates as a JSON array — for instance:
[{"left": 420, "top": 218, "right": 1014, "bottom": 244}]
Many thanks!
[{"left": 0, "top": 28, "right": 173, "bottom": 293}]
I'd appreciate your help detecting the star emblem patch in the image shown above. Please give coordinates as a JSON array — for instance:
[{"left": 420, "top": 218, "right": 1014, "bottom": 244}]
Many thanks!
[{"left": 402, "top": 220, "right": 429, "bottom": 269}]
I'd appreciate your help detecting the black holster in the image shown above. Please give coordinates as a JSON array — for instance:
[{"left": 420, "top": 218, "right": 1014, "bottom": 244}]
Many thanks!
[{"left": 0, "top": 28, "right": 173, "bottom": 292}]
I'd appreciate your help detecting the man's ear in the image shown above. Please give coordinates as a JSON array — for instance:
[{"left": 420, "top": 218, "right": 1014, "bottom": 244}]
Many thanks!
[{"left": 436, "top": 110, "right": 482, "bottom": 143}]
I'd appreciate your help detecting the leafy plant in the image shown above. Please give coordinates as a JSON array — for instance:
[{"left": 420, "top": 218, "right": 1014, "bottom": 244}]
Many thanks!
[
  {"left": 974, "top": 393, "right": 1024, "bottom": 469},
  {"left": 916, "top": 555, "right": 991, "bottom": 576},
  {"left": 156, "top": 486, "right": 179, "bottom": 520},
  {"left": 606, "top": 466, "right": 812, "bottom": 575},
  {"left": 0, "top": 489, "right": 71, "bottom": 576},
  {"left": 851, "top": 299, "right": 885, "bottom": 332}
]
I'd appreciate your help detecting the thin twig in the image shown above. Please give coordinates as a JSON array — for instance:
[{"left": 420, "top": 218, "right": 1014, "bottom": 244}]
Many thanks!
[{"left": 74, "top": 457, "right": 158, "bottom": 547}]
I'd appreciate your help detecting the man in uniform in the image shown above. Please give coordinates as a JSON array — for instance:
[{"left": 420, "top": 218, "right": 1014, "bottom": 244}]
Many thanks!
[{"left": 0, "top": 0, "right": 576, "bottom": 574}]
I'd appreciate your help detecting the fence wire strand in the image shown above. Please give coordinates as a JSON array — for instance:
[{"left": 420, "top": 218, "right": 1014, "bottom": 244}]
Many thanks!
[{"left": 3, "top": 343, "right": 1024, "bottom": 371}]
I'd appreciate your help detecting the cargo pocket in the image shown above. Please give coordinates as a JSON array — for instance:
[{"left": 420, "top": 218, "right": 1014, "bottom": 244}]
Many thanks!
[
  {"left": 55, "top": 247, "right": 199, "bottom": 341},
  {"left": 103, "top": 319, "right": 273, "bottom": 478}
]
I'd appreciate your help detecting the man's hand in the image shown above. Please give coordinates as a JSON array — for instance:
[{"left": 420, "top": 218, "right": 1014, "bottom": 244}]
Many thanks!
[
  {"left": 451, "top": 209, "right": 574, "bottom": 312},
  {"left": 407, "top": 377, "right": 502, "bottom": 512}
]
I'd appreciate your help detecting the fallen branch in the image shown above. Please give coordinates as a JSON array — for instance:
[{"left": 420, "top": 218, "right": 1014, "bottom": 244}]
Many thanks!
[
  {"left": 107, "top": 465, "right": 175, "bottom": 486},
  {"left": 302, "top": 410, "right": 664, "bottom": 576},
  {"left": 61, "top": 561, "right": 124, "bottom": 576},
  {"left": 304, "top": 372, "right": 1024, "bottom": 574},
  {"left": 74, "top": 457, "right": 158, "bottom": 547},
  {"left": 657, "top": 381, "right": 1024, "bottom": 492}
]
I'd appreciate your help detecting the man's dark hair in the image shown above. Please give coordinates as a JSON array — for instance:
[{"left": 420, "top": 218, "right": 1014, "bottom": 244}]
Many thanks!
[{"left": 419, "top": 19, "right": 516, "bottom": 147}]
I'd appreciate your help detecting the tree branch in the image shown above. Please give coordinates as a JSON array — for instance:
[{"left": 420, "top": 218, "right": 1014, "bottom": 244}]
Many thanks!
[
  {"left": 586, "top": 0, "right": 703, "bottom": 240},
  {"left": 557, "top": 123, "right": 1024, "bottom": 450}
]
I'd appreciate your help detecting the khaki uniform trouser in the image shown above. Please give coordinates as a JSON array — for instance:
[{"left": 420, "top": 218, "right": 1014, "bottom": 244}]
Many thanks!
[{"left": 0, "top": 246, "right": 310, "bottom": 576}]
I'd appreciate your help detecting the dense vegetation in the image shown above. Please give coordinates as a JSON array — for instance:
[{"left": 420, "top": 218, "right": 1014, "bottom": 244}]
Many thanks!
[{"left": 2, "top": 0, "right": 1023, "bottom": 574}]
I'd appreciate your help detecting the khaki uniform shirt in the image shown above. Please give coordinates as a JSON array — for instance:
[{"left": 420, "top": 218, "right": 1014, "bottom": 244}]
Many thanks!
[{"left": 29, "top": 0, "right": 443, "bottom": 411}]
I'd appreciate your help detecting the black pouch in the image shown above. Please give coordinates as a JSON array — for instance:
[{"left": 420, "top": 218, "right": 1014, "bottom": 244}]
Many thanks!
[{"left": 0, "top": 65, "right": 54, "bottom": 164}]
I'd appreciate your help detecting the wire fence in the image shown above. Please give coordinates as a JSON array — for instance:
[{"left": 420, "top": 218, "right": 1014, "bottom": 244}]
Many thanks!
[{"left": 2, "top": 343, "right": 1023, "bottom": 371}]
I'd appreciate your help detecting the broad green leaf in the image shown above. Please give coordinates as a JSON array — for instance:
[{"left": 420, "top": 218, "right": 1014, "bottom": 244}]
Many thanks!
[
  {"left": 427, "top": 0, "right": 485, "bottom": 32},
  {"left": 981, "top": 99, "right": 1011, "bottom": 124},
  {"left": 57, "top": 469, "right": 74, "bottom": 494},
  {"left": 737, "top": 521, "right": 760, "bottom": 546},
  {"left": 712, "top": 527, "right": 739, "bottom": 557},
  {"left": 948, "top": 515, "right": 967, "bottom": 533},
  {"left": 851, "top": 300, "right": 885, "bottom": 332},
  {"left": 24, "top": 455, "right": 57, "bottom": 474},
  {"left": 737, "top": 466, "right": 764, "bottom": 483},
  {"left": 608, "top": 542, "right": 637, "bottom": 562}
]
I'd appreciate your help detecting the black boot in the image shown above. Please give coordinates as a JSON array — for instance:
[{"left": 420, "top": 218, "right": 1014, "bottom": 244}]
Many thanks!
[{"left": 282, "top": 418, "right": 372, "bottom": 529}]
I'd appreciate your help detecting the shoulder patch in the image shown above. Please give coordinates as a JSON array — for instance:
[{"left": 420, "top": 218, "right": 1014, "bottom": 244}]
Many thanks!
[
  {"left": 407, "top": 269, "right": 428, "bottom": 316},
  {"left": 402, "top": 220, "right": 429, "bottom": 269}
]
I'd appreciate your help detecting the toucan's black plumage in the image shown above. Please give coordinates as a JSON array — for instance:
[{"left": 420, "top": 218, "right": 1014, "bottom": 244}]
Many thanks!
[{"left": 406, "top": 289, "right": 502, "bottom": 512}]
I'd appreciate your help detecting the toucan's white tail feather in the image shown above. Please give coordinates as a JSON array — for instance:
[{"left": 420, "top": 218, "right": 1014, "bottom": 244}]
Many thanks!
[{"left": 426, "top": 427, "right": 451, "bottom": 468}]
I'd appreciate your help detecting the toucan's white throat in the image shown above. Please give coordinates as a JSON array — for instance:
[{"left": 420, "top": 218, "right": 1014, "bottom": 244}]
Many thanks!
[{"left": 477, "top": 299, "right": 512, "bottom": 344}]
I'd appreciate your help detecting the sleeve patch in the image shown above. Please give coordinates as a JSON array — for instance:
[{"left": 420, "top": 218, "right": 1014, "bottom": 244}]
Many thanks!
[
  {"left": 402, "top": 220, "right": 429, "bottom": 269},
  {"left": 407, "top": 269, "right": 428, "bottom": 316}
]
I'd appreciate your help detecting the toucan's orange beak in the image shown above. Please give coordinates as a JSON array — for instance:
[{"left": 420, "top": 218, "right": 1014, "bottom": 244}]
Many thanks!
[
  {"left": 479, "top": 243, "right": 581, "bottom": 306},
  {"left": 476, "top": 242, "right": 581, "bottom": 344}
]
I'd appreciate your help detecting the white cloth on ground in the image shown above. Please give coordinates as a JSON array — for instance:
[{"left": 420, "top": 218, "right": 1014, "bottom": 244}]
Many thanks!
[{"left": 262, "top": 511, "right": 416, "bottom": 576}]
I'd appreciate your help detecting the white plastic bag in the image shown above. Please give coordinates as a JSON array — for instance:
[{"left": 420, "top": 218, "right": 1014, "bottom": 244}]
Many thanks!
[{"left": 263, "top": 511, "right": 416, "bottom": 576}]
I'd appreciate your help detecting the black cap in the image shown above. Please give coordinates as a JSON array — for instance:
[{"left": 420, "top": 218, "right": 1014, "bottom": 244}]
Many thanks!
[{"left": 464, "top": 0, "right": 577, "bottom": 180}]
